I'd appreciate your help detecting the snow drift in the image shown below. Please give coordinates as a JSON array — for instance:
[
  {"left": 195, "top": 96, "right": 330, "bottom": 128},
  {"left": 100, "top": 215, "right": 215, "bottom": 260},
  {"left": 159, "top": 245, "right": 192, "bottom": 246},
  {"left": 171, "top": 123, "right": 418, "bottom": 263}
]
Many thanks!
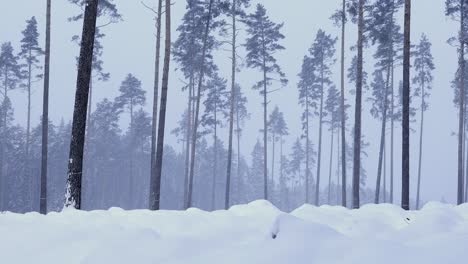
[{"left": 1, "top": 201, "right": 467, "bottom": 264}]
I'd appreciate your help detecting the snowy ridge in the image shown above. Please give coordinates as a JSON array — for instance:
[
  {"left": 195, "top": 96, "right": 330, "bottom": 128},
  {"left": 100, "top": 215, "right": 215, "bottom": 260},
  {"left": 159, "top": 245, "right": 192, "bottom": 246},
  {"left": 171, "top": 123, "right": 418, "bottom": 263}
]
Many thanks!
[{"left": 1, "top": 201, "right": 468, "bottom": 264}]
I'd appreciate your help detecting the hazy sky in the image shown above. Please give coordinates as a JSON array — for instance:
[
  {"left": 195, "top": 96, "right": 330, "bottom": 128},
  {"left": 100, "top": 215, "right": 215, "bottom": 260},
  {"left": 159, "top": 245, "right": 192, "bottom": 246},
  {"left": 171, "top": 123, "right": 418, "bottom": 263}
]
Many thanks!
[{"left": 0, "top": 0, "right": 461, "bottom": 204}]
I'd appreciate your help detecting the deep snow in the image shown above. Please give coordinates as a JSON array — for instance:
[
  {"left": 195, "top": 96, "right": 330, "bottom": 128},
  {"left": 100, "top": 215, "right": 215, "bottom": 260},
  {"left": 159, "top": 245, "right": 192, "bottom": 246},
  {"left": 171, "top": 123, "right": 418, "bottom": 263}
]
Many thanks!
[{"left": 1, "top": 201, "right": 468, "bottom": 264}]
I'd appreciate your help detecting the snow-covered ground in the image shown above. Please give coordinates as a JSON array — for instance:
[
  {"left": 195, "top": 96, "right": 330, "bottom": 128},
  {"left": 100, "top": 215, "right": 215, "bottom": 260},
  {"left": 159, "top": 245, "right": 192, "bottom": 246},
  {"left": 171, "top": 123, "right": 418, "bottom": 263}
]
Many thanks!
[{"left": 1, "top": 201, "right": 468, "bottom": 264}]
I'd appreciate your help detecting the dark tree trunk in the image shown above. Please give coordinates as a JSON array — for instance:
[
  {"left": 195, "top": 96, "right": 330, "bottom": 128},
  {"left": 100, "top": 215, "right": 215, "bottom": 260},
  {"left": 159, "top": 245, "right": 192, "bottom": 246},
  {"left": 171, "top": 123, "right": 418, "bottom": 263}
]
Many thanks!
[
  {"left": 150, "top": 0, "right": 163, "bottom": 209},
  {"left": 271, "top": 132, "right": 276, "bottom": 195},
  {"left": 183, "top": 77, "right": 193, "bottom": 206},
  {"left": 211, "top": 99, "right": 218, "bottom": 211},
  {"left": 236, "top": 102, "right": 241, "bottom": 203},
  {"left": 186, "top": 0, "right": 215, "bottom": 209},
  {"left": 225, "top": 0, "right": 237, "bottom": 209},
  {"left": 340, "top": 0, "right": 347, "bottom": 207},
  {"left": 401, "top": 0, "right": 411, "bottom": 211},
  {"left": 65, "top": 0, "right": 99, "bottom": 209},
  {"left": 458, "top": 0, "right": 466, "bottom": 205},
  {"left": 352, "top": 0, "right": 364, "bottom": 209},
  {"left": 262, "top": 61, "right": 268, "bottom": 201},
  {"left": 149, "top": 0, "right": 171, "bottom": 211},
  {"left": 40, "top": 0, "right": 51, "bottom": 214}
]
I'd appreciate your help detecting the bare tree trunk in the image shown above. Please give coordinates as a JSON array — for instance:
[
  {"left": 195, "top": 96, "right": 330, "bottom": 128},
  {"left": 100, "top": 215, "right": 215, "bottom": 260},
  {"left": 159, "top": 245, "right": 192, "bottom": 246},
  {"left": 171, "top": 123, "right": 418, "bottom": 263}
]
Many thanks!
[
  {"left": 236, "top": 103, "right": 241, "bottom": 203},
  {"left": 40, "top": 0, "right": 51, "bottom": 214},
  {"left": 383, "top": 140, "right": 387, "bottom": 202},
  {"left": 183, "top": 78, "right": 193, "bottom": 206},
  {"left": 340, "top": 0, "right": 347, "bottom": 207},
  {"left": 352, "top": 0, "right": 364, "bottom": 209},
  {"left": 225, "top": 0, "right": 237, "bottom": 209},
  {"left": 262, "top": 64, "right": 268, "bottom": 201},
  {"left": 305, "top": 96, "right": 310, "bottom": 203},
  {"left": 211, "top": 101, "right": 218, "bottom": 211},
  {"left": 416, "top": 80, "right": 425, "bottom": 209},
  {"left": 271, "top": 132, "right": 276, "bottom": 197},
  {"left": 401, "top": 0, "right": 411, "bottom": 210},
  {"left": 390, "top": 63, "right": 394, "bottom": 203},
  {"left": 26, "top": 51, "right": 33, "bottom": 210},
  {"left": 458, "top": 0, "right": 466, "bottom": 205},
  {"left": 186, "top": 0, "right": 215, "bottom": 209},
  {"left": 149, "top": 0, "right": 171, "bottom": 211},
  {"left": 375, "top": 67, "right": 391, "bottom": 204},
  {"left": 336, "top": 128, "right": 341, "bottom": 205},
  {"left": 315, "top": 64, "right": 325, "bottom": 206},
  {"left": 328, "top": 127, "right": 334, "bottom": 204},
  {"left": 65, "top": 0, "right": 99, "bottom": 209},
  {"left": 150, "top": 0, "right": 163, "bottom": 209}
]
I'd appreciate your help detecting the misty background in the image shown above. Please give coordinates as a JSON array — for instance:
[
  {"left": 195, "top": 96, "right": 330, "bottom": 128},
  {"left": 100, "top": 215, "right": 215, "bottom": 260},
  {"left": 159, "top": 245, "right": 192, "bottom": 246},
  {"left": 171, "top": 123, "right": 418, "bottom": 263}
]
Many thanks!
[{"left": 0, "top": 0, "right": 458, "bottom": 204}]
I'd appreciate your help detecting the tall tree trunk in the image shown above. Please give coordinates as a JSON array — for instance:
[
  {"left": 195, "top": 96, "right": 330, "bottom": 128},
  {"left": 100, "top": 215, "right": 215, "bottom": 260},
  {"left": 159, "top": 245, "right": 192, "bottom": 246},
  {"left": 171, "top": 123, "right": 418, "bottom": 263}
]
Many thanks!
[
  {"left": 27, "top": 53, "right": 33, "bottom": 210},
  {"left": 225, "top": 0, "right": 237, "bottom": 209},
  {"left": 340, "top": 0, "right": 347, "bottom": 208},
  {"left": 262, "top": 65, "right": 268, "bottom": 201},
  {"left": 458, "top": 0, "right": 466, "bottom": 205},
  {"left": 375, "top": 67, "right": 391, "bottom": 204},
  {"left": 211, "top": 102, "right": 218, "bottom": 211},
  {"left": 183, "top": 78, "right": 193, "bottom": 206},
  {"left": 383, "top": 140, "right": 387, "bottom": 202},
  {"left": 305, "top": 96, "right": 310, "bottom": 203},
  {"left": 40, "top": 0, "right": 51, "bottom": 214},
  {"left": 352, "top": 0, "right": 364, "bottom": 209},
  {"left": 186, "top": 0, "right": 215, "bottom": 209},
  {"left": 65, "top": 0, "right": 99, "bottom": 209},
  {"left": 336, "top": 128, "right": 341, "bottom": 204},
  {"left": 328, "top": 127, "right": 334, "bottom": 204},
  {"left": 271, "top": 132, "right": 276, "bottom": 196},
  {"left": 315, "top": 65, "right": 325, "bottom": 206},
  {"left": 390, "top": 63, "right": 395, "bottom": 203},
  {"left": 416, "top": 80, "right": 425, "bottom": 209},
  {"left": 401, "top": 0, "right": 411, "bottom": 210},
  {"left": 149, "top": 0, "right": 171, "bottom": 211},
  {"left": 236, "top": 103, "right": 241, "bottom": 203},
  {"left": 150, "top": 0, "right": 163, "bottom": 209}
]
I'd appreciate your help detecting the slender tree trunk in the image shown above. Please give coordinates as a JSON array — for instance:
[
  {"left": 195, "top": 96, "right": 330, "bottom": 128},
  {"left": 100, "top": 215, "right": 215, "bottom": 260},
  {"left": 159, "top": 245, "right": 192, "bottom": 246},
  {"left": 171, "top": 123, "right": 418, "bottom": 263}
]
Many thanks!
[
  {"left": 150, "top": 0, "right": 163, "bottom": 209},
  {"left": 340, "top": 0, "right": 347, "bottom": 208},
  {"left": 149, "top": 0, "right": 171, "bottom": 210},
  {"left": 0, "top": 68, "right": 8, "bottom": 210},
  {"left": 271, "top": 132, "right": 276, "bottom": 196},
  {"left": 352, "top": 0, "right": 364, "bottom": 209},
  {"left": 26, "top": 54, "right": 33, "bottom": 210},
  {"left": 211, "top": 102, "right": 218, "bottom": 211},
  {"left": 390, "top": 63, "right": 395, "bottom": 203},
  {"left": 40, "top": 0, "right": 51, "bottom": 214},
  {"left": 183, "top": 78, "right": 193, "bottom": 205},
  {"left": 416, "top": 81, "right": 425, "bottom": 209},
  {"left": 186, "top": 0, "right": 215, "bottom": 209},
  {"left": 315, "top": 66, "right": 325, "bottom": 206},
  {"left": 375, "top": 67, "right": 391, "bottom": 204},
  {"left": 65, "top": 0, "right": 99, "bottom": 209},
  {"left": 305, "top": 96, "right": 310, "bottom": 203},
  {"left": 458, "top": 0, "right": 466, "bottom": 205},
  {"left": 336, "top": 128, "right": 341, "bottom": 204},
  {"left": 383, "top": 140, "right": 387, "bottom": 202},
  {"left": 262, "top": 65, "right": 268, "bottom": 201},
  {"left": 328, "top": 127, "right": 334, "bottom": 204},
  {"left": 236, "top": 104, "right": 241, "bottom": 203},
  {"left": 401, "top": 0, "right": 411, "bottom": 210},
  {"left": 225, "top": 0, "right": 237, "bottom": 209}
]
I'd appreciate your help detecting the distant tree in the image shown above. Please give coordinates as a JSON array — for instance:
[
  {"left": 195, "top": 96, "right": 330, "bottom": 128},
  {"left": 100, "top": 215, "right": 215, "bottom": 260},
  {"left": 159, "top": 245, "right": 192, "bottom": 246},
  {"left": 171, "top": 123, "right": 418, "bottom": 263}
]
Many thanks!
[
  {"left": 65, "top": 0, "right": 99, "bottom": 209},
  {"left": 288, "top": 138, "right": 306, "bottom": 204},
  {"left": 248, "top": 140, "right": 265, "bottom": 201},
  {"left": 224, "top": 0, "right": 251, "bottom": 210},
  {"left": 202, "top": 73, "right": 228, "bottom": 210},
  {"left": 115, "top": 74, "right": 146, "bottom": 201},
  {"left": 19, "top": 17, "right": 44, "bottom": 165},
  {"left": 233, "top": 84, "right": 249, "bottom": 202},
  {"left": 267, "top": 106, "right": 288, "bottom": 198},
  {"left": 244, "top": 4, "right": 287, "bottom": 201},
  {"left": 307, "top": 29, "right": 337, "bottom": 205},
  {"left": 325, "top": 84, "right": 341, "bottom": 204},
  {"left": 413, "top": 34, "right": 434, "bottom": 209}
]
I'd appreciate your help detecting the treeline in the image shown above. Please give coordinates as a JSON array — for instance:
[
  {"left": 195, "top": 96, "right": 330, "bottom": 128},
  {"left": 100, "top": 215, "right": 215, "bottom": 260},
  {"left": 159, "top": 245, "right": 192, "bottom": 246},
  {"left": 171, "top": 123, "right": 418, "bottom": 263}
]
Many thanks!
[{"left": 2, "top": 0, "right": 468, "bottom": 214}]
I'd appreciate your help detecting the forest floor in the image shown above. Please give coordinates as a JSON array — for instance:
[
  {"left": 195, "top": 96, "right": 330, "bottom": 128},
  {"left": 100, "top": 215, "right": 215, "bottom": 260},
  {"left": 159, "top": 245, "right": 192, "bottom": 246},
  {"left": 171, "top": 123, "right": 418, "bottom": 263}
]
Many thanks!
[{"left": 1, "top": 200, "right": 467, "bottom": 263}]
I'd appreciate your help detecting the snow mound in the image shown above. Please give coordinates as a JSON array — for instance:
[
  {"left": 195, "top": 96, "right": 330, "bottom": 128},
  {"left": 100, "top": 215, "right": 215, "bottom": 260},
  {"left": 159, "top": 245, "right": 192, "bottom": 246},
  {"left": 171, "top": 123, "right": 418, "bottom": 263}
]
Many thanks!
[{"left": 1, "top": 202, "right": 468, "bottom": 264}]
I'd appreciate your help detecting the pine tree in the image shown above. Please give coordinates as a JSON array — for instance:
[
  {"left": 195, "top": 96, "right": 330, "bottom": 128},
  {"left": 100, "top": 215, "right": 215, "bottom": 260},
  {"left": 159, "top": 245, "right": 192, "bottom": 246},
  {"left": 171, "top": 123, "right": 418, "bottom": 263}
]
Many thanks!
[
  {"left": 202, "top": 73, "right": 228, "bottom": 210},
  {"left": 446, "top": 0, "right": 468, "bottom": 205},
  {"left": 401, "top": 0, "right": 411, "bottom": 210},
  {"left": 307, "top": 29, "right": 337, "bottom": 206},
  {"left": 298, "top": 55, "right": 315, "bottom": 203},
  {"left": 325, "top": 84, "right": 341, "bottom": 204},
  {"left": 412, "top": 34, "right": 434, "bottom": 209},
  {"left": 233, "top": 84, "right": 248, "bottom": 203},
  {"left": 224, "top": 0, "right": 250, "bottom": 210},
  {"left": 150, "top": 0, "right": 171, "bottom": 210},
  {"left": 65, "top": 0, "right": 99, "bottom": 209},
  {"left": 248, "top": 140, "right": 265, "bottom": 201},
  {"left": 244, "top": 4, "right": 287, "bottom": 201},
  {"left": 267, "top": 106, "right": 288, "bottom": 202},
  {"left": 40, "top": 0, "right": 52, "bottom": 214},
  {"left": 115, "top": 74, "right": 146, "bottom": 203}
]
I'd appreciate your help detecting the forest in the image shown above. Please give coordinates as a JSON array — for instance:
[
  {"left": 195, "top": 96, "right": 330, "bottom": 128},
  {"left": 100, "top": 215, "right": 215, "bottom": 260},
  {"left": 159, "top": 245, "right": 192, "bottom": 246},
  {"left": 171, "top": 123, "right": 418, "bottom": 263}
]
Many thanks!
[{"left": 1, "top": 0, "right": 468, "bottom": 215}]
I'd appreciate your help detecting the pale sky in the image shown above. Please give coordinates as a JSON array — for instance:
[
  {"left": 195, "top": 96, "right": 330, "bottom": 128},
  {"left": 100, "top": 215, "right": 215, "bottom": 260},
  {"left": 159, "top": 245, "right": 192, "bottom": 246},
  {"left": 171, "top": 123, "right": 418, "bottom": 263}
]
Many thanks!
[{"left": 0, "top": 0, "right": 460, "bottom": 204}]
